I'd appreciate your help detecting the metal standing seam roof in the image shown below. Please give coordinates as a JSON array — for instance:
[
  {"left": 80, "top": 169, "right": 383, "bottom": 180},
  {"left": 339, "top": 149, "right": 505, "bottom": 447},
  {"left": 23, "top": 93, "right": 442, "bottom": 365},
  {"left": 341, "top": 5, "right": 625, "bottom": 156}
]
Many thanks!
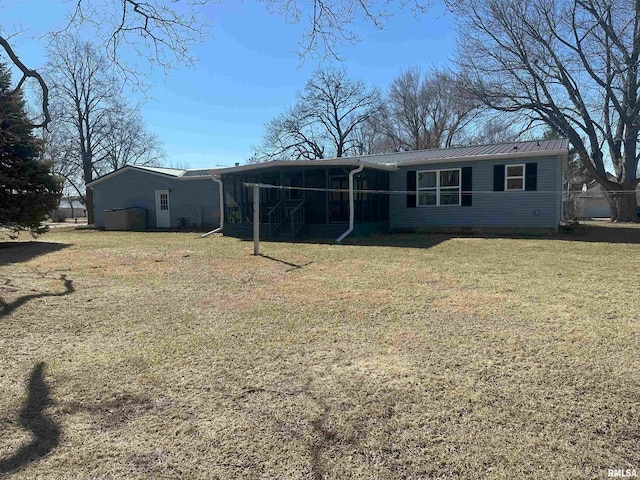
[
  {"left": 86, "top": 165, "right": 219, "bottom": 187},
  {"left": 88, "top": 139, "right": 570, "bottom": 186},
  {"left": 212, "top": 138, "right": 569, "bottom": 174},
  {"left": 134, "top": 165, "right": 225, "bottom": 177},
  {"left": 181, "top": 169, "right": 221, "bottom": 177},
  {"left": 342, "top": 138, "right": 570, "bottom": 166}
]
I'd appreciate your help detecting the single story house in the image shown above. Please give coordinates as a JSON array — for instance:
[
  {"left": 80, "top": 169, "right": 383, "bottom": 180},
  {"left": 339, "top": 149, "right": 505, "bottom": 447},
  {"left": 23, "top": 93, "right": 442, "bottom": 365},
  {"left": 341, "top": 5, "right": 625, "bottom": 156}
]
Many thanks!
[
  {"left": 215, "top": 138, "right": 569, "bottom": 239},
  {"left": 88, "top": 139, "right": 569, "bottom": 238},
  {"left": 87, "top": 165, "right": 222, "bottom": 229}
]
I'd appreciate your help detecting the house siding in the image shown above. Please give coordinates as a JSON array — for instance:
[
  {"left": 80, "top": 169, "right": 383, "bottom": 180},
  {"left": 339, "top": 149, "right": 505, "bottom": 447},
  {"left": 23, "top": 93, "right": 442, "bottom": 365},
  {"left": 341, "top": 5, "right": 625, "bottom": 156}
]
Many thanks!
[
  {"left": 389, "top": 156, "right": 563, "bottom": 230},
  {"left": 91, "top": 169, "right": 219, "bottom": 228}
]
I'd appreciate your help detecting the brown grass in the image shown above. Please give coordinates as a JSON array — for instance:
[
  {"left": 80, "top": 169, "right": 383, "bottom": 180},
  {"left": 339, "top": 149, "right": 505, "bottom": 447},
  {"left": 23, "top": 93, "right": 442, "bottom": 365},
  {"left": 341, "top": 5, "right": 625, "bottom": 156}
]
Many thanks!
[{"left": 1, "top": 222, "right": 639, "bottom": 479}]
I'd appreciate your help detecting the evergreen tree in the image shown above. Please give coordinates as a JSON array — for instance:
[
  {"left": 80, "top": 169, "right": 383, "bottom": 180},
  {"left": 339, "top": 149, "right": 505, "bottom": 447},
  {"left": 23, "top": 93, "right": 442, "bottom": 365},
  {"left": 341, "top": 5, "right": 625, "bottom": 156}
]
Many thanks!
[{"left": 0, "top": 62, "right": 61, "bottom": 235}]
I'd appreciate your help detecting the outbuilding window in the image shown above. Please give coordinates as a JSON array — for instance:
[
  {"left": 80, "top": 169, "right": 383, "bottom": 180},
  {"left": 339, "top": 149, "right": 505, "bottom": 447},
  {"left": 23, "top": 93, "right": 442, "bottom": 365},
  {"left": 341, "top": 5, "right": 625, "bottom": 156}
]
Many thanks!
[
  {"left": 417, "top": 169, "right": 461, "bottom": 206},
  {"left": 159, "top": 192, "right": 169, "bottom": 210},
  {"left": 505, "top": 164, "right": 525, "bottom": 190}
]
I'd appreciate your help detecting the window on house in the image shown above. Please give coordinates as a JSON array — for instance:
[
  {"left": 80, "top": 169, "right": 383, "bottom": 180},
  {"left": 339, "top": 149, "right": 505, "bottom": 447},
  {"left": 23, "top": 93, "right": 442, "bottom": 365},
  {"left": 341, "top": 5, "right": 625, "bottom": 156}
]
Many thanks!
[
  {"left": 505, "top": 164, "right": 525, "bottom": 190},
  {"left": 417, "top": 169, "right": 461, "bottom": 206}
]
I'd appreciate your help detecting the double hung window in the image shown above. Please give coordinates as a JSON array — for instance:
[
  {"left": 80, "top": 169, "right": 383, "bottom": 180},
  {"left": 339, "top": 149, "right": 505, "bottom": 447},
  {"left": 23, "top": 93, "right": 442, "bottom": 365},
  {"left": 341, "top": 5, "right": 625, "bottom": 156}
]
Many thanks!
[{"left": 417, "top": 169, "right": 461, "bottom": 206}]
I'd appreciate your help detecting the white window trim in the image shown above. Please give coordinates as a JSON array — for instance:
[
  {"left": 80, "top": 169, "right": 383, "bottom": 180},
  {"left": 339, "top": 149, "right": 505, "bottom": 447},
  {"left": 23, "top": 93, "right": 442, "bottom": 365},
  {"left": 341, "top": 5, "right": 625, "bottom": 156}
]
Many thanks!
[
  {"left": 416, "top": 168, "right": 462, "bottom": 207},
  {"left": 505, "top": 164, "right": 525, "bottom": 191}
]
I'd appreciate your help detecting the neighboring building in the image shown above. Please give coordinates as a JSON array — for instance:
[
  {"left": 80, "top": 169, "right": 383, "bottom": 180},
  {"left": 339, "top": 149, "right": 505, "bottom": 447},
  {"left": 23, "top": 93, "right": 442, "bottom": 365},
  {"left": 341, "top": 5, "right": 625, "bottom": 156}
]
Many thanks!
[
  {"left": 88, "top": 139, "right": 569, "bottom": 237},
  {"left": 87, "top": 166, "right": 221, "bottom": 229},
  {"left": 575, "top": 176, "right": 640, "bottom": 218},
  {"left": 216, "top": 138, "right": 569, "bottom": 239},
  {"left": 51, "top": 196, "right": 87, "bottom": 219}
]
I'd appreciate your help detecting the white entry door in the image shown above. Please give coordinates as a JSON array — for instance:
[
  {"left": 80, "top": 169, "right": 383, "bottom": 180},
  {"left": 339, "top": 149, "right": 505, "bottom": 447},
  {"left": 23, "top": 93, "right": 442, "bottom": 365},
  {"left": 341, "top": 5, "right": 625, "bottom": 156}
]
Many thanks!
[{"left": 155, "top": 190, "right": 171, "bottom": 227}]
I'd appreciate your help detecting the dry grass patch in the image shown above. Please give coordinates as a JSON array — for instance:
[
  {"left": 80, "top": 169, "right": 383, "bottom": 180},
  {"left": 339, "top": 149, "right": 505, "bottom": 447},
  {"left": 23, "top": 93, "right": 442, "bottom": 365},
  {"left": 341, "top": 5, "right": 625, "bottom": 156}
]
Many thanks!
[{"left": 1, "top": 223, "right": 639, "bottom": 478}]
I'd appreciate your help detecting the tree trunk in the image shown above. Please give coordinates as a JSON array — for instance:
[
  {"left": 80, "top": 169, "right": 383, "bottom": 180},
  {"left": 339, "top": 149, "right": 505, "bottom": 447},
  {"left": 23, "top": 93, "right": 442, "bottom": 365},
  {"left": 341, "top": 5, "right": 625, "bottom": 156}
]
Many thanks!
[
  {"left": 608, "top": 186, "right": 639, "bottom": 223},
  {"left": 85, "top": 187, "right": 94, "bottom": 225},
  {"left": 83, "top": 159, "right": 94, "bottom": 225}
]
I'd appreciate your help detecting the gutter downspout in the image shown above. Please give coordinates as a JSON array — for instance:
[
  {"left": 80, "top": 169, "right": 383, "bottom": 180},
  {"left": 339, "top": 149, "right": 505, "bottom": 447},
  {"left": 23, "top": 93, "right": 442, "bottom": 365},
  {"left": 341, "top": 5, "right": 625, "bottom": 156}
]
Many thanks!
[
  {"left": 336, "top": 163, "right": 364, "bottom": 243},
  {"left": 201, "top": 175, "right": 224, "bottom": 237}
]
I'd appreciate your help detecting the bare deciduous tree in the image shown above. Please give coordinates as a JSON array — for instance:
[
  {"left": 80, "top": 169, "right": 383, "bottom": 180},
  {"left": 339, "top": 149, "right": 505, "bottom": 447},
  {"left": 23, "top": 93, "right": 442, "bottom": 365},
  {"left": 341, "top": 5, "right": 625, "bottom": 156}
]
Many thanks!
[
  {"left": 1, "top": 0, "right": 208, "bottom": 128},
  {"left": 381, "top": 67, "right": 481, "bottom": 151},
  {"left": 101, "top": 103, "right": 164, "bottom": 171},
  {"left": 256, "top": 66, "right": 383, "bottom": 160},
  {"left": 259, "top": 104, "right": 327, "bottom": 161},
  {"left": 453, "top": 114, "right": 520, "bottom": 146},
  {"left": 46, "top": 37, "right": 117, "bottom": 223},
  {"left": 42, "top": 127, "right": 85, "bottom": 200},
  {"left": 349, "top": 114, "right": 390, "bottom": 155},
  {"left": 45, "top": 36, "right": 163, "bottom": 223},
  {"left": 451, "top": 0, "right": 640, "bottom": 222}
]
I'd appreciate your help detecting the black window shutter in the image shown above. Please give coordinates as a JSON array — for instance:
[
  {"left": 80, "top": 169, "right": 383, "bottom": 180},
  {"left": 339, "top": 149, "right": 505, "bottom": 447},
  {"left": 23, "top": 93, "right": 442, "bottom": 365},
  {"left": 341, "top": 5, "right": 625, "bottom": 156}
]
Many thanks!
[
  {"left": 407, "top": 171, "right": 417, "bottom": 208},
  {"left": 461, "top": 167, "right": 472, "bottom": 206},
  {"left": 525, "top": 162, "right": 538, "bottom": 191},
  {"left": 493, "top": 165, "right": 505, "bottom": 191}
]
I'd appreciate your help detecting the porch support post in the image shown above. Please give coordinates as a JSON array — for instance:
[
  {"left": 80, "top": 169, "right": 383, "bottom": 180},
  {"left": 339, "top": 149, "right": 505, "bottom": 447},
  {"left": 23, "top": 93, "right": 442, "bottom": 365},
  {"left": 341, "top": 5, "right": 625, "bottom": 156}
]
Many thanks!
[
  {"left": 253, "top": 185, "right": 260, "bottom": 255},
  {"left": 325, "top": 167, "right": 329, "bottom": 224}
]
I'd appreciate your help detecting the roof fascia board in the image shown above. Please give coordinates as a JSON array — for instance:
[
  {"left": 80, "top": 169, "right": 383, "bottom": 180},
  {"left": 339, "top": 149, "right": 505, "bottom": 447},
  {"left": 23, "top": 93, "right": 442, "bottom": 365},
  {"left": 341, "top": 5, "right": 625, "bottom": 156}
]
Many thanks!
[
  {"left": 214, "top": 159, "right": 396, "bottom": 174},
  {"left": 213, "top": 159, "right": 357, "bottom": 174},
  {"left": 356, "top": 162, "right": 397, "bottom": 171}
]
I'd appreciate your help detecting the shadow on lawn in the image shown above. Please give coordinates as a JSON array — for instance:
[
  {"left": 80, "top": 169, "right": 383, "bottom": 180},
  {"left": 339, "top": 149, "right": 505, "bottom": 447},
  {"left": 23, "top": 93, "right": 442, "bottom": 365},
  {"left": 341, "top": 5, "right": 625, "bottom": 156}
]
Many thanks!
[
  {"left": 556, "top": 223, "right": 640, "bottom": 244},
  {"left": 345, "top": 224, "right": 640, "bottom": 246},
  {"left": 0, "top": 275, "right": 74, "bottom": 318},
  {"left": 241, "top": 223, "right": 640, "bottom": 248},
  {"left": 244, "top": 235, "right": 450, "bottom": 250},
  {"left": 0, "top": 242, "right": 70, "bottom": 266},
  {"left": 258, "top": 253, "right": 313, "bottom": 270},
  {"left": 0, "top": 362, "right": 61, "bottom": 474}
]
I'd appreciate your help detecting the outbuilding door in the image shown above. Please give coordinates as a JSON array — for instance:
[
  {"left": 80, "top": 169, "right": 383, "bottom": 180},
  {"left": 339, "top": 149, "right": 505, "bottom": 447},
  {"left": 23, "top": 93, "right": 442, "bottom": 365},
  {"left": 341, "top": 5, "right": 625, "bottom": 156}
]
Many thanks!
[{"left": 155, "top": 190, "right": 171, "bottom": 227}]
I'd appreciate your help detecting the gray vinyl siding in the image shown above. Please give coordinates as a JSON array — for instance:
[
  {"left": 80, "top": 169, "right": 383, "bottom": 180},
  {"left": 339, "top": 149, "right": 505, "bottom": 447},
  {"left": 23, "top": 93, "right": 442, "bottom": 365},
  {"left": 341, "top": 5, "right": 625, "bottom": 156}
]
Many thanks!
[
  {"left": 390, "top": 156, "right": 563, "bottom": 230},
  {"left": 91, "top": 169, "right": 219, "bottom": 228}
]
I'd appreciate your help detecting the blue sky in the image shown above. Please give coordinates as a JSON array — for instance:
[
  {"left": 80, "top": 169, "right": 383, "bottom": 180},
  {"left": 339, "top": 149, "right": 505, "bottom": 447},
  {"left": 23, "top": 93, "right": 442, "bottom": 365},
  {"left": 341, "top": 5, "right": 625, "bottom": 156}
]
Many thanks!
[{"left": 1, "top": 1, "right": 456, "bottom": 169}]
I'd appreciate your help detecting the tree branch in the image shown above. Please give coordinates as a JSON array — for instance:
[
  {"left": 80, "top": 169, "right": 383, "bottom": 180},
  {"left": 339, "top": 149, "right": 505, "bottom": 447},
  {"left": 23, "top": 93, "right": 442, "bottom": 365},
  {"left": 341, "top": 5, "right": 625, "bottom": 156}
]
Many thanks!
[{"left": 0, "top": 35, "right": 51, "bottom": 128}]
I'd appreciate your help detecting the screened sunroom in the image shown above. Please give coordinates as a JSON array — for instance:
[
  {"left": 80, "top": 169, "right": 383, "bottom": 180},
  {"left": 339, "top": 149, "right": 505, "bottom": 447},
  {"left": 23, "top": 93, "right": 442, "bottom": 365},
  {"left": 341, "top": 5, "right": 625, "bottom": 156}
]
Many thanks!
[{"left": 216, "top": 160, "right": 394, "bottom": 240}]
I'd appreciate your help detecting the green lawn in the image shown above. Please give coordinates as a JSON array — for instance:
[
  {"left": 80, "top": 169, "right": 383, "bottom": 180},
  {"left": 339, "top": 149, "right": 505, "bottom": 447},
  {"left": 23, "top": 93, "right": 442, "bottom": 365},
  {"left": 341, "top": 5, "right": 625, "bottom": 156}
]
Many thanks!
[{"left": 1, "top": 223, "right": 639, "bottom": 479}]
